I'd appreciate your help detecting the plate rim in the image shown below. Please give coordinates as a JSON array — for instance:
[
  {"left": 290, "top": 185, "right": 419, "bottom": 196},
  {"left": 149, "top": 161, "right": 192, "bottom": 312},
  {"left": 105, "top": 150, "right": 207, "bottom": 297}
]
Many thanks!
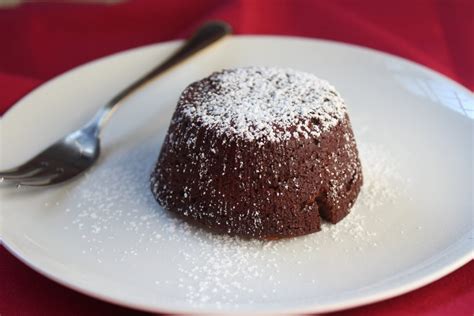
[
  {"left": 2, "top": 34, "right": 473, "bottom": 121},
  {"left": 1, "top": 35, "right": 473, "bottom": 314},
  {"left": 2, "top": 232, "right": 472, "bottom": 314}
]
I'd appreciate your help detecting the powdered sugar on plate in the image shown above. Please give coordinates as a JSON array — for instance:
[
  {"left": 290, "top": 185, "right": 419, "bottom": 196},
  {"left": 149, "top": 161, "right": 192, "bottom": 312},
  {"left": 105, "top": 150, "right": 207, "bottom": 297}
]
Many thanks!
[{"left": 56, "top": 136, "right": 407, "bottom": 307}]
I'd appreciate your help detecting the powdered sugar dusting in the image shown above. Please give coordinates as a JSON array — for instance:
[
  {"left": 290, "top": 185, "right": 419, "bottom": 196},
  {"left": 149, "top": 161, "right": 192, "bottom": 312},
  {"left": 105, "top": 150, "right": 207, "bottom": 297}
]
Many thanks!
[
  {"left": 52, "top": 137, "right": 408, "bottom": 307},
  {"left": 179, "top": 67, "right": 346, "bottom": 142},
  {"left": 316, "top": 142, "right": 406, "bottom": 246}
]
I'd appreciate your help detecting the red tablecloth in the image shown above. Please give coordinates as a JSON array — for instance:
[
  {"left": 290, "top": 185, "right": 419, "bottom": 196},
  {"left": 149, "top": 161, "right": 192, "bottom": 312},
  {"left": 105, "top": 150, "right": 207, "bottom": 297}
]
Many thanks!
[{"left": 0, "top": 0, "right": 473, "bottom": 315}]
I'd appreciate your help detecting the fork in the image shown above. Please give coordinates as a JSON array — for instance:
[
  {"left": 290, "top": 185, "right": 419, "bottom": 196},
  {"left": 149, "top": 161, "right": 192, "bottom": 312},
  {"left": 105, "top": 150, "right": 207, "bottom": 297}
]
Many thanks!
[{"left": 0, "top": 21, "right": 232, "bottom": 186}]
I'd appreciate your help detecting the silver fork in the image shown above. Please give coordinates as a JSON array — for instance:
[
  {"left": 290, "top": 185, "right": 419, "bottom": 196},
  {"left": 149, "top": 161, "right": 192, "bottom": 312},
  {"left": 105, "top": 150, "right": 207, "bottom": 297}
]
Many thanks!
[{"left": 0, "top": 21, "right": 232, "bottom": 187}]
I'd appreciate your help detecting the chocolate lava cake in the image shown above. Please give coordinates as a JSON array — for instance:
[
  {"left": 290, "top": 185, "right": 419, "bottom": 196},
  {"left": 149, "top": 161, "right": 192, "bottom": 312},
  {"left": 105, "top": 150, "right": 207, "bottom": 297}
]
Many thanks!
[{"left": 151, "top": 67, "right": 363, "bottom": 239}]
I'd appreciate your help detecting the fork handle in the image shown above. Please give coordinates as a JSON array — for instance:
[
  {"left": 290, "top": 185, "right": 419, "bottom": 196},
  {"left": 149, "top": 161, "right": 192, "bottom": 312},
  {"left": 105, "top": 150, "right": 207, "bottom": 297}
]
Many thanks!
[{"left": 85, "top": 21, "right": 232, "bottom": 135}]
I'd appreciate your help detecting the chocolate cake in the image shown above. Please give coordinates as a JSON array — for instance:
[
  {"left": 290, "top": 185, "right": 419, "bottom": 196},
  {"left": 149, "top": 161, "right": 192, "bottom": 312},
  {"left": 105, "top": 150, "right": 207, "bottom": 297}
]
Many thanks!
[{"left": 151, "top": 67, "right": 362, "bottom": 239}]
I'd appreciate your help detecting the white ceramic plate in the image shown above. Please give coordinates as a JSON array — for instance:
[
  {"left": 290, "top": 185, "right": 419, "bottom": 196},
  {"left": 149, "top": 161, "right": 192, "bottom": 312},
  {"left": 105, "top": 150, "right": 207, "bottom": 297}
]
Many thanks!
[{"left": 0, "top": 36, "right": 472, "bottom": 314}]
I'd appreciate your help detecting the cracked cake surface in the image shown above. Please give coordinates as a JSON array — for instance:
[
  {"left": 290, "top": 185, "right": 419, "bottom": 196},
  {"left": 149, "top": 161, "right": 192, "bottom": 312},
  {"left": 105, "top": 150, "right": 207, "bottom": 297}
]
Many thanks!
[{"left": 151, "top": 66, "right": 363, "bottom": 238}]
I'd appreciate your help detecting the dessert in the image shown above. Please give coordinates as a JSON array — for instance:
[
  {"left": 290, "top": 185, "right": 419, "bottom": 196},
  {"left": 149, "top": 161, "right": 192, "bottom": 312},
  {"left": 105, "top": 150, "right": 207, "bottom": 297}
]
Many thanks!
[{"left": 151, "top": 67, "right": 362, "bottom": 238}]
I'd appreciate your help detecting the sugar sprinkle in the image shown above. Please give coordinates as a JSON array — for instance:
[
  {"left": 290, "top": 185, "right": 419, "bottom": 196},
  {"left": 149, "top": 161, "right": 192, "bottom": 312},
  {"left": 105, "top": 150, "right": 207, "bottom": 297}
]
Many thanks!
[
  {"left": 56, "top": 138, "right": 407, "bottom": 307},
  {"left": 179, "top": 67, "right": 346, "bottom": 142}
]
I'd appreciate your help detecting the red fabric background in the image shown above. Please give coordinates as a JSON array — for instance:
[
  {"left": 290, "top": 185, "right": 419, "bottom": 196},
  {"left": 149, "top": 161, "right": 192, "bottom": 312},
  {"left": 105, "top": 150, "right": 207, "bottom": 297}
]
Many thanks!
[{"left": 0, "top": 0, "right": 473, "bottom": 315}]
